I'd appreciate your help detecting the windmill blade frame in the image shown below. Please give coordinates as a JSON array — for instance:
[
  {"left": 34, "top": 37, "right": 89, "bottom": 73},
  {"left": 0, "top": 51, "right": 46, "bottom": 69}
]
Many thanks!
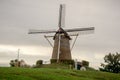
[
  {"left": 64, "top": 27, "right": 94, "bottom": 32},
  {"left": 58, "top": 4, "right": 65, "bottom": 28},
  {"left": 28, "top": 29, "right": 56, "bottom": 34}
]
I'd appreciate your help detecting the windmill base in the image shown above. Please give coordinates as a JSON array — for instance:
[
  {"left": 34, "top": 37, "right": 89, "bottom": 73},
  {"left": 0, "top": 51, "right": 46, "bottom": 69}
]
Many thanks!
[{"left": 50, "top": 59, "right": 74, "bottom": 65}]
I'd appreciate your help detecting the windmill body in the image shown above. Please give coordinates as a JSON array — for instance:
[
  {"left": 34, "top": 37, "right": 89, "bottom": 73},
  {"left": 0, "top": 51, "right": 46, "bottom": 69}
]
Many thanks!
[
  {"left": 28, "top": 4, "right": 94, "bottom": 62},
  {"left": 52, "top": 28, "right": 72, "bottom": 60}
]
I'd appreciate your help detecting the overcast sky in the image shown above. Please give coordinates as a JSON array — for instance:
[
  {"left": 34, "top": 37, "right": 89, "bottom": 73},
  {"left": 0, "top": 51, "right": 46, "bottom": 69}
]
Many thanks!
[{"left": 0, "top": 0, "right": 120, "bottom": 69}]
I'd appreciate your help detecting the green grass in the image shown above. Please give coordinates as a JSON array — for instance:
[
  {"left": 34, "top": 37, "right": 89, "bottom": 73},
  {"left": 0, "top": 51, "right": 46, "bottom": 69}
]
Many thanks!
[
  {"left": 37, "top": 63, "right": 72, "bottom": 69},
  {"left": 0, "top": 67, "right": 120, "bottom": 80}
]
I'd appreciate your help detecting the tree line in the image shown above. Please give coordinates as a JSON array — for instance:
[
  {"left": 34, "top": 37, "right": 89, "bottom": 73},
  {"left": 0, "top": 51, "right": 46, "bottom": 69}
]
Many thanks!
[{"left": 9, "top": 52, "right": 120, "bottom": 73}]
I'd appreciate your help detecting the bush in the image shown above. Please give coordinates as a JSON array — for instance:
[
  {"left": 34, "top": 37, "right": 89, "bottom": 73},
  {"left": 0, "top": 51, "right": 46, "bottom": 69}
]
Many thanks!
[
  {"left": 50, "top": 59, "right": 57, "bottom": 64},
  {"left": 36, "top": 60, "right": 43, "bottom": 67},
  {"left": 10, "top": 60, "right": 15, "bottom": 67},
  {"left": 50, "top": 59, "right": 74, "bottom": 65},
  {"left": 82, "top": 60, "right": 89, "bottom": 67},
  {"left": 60, "top": 60, "right": 74, "bottom": 65}
]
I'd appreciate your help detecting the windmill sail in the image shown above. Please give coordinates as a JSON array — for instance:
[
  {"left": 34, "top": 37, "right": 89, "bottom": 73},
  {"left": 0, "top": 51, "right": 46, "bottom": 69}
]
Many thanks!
[
  {"left": 64, "top": 27, "right": 94, "bottom": 32},
  {"left": 28, "top": 29, "right": 56, "bottom": 34},
  {"left": 28, "top": 27, "right": 94, "bottom": 34},
  {"left": 59, "top": 4, "right": 65, "bottom": 28}
]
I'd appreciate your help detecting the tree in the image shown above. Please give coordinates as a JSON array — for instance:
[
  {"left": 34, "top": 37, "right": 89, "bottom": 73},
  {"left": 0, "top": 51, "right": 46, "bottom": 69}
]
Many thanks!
[
  {"left": 10, "top": 60, "right": 15, "bottom": 67},
  {"left": 36, "top": 60, "right": 43, "bottom": 67},
  {"left": 10, "top": 59, "right": 19, "bottom": 67},
  {"left": 9, "top": 59, "right": 29, "bottom": 67},
  {"left": 100, "top": 52, "right": 120, "bottom": 73},
  {"left": 82, "top": 60, "right": 89, "bottom": 67}
]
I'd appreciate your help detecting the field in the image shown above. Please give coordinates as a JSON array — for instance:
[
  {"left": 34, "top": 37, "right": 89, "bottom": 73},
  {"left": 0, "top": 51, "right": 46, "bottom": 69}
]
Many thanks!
[{"left": 0, "top": 67, "right": 120, "bottom": 80}]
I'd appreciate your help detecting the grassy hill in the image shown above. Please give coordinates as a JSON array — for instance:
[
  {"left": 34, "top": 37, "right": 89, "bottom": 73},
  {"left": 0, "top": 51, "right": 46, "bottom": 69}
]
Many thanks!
[{"left": 0, "top": 67, "right": 120, "bottom": 80}]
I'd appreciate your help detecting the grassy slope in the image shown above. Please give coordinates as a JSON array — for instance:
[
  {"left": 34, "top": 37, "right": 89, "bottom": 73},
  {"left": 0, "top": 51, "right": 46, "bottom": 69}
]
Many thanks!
[{"left": 0, "top": 67, "right": 120, "bottom": 80}]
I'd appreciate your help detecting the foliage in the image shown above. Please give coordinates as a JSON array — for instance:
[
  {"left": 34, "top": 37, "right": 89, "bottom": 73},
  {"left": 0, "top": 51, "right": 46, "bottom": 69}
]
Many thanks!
[
  {"left": 10, "top": 59, "right": 20, "bottom": 67},
  {"left": 50, "top": 59, "right": 74, "bottom": 65},
  {"left": 0, "top": 67, "right": 120, "bottom": 80},
  {"left": 50, "top": 59, "right": 57, "bottom": 63},
  {"left": 35, "top": 60, "right": 43, "bottom": 67},
  {"left": 60, "top": 59, "right": 74, "bottom": 65},
  {"left": 37, "top": 63, "right": 71, "bottom": 69},
  {"left": 10, "top": 60, "right": 15, "bottom": 67},
  {"left": 82, "top": 60, "right": 89, "bottom": 67},
  {"left": 100, "top": 52, "right": 120, "bottom": 73},
  {"left": 10, "top": 59, "right": 29, "bottom": 68}
]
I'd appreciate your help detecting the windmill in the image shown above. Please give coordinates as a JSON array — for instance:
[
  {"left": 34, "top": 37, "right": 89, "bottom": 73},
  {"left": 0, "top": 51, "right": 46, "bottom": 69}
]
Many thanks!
[{"left": 28, "top": 4, "right": 94, "bottom": 62}]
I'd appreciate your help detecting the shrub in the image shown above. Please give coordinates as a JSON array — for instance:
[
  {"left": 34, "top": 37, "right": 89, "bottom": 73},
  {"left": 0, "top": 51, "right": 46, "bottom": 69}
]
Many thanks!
[
  {"left": 50, "top": 59, "right": 74, "bottom": 65},
  {"left": 82, "top": 60, "right": 89, "bottom": 67},
  {"left": 36, "top": 60, "right": 43, "bottom": 67}
]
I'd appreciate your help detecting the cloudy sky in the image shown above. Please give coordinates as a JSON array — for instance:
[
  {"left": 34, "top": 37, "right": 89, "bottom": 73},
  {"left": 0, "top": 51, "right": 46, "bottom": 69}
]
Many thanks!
[{"left": 0, "top": 0, "right": 120, "bottom": 69}]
